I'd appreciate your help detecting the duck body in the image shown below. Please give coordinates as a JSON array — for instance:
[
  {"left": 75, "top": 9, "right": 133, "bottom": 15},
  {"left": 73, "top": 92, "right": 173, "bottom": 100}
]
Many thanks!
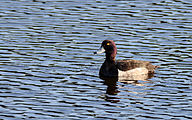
[
  {"left": 94, "top": 40, "right": 159, "bottom": 77},
  {"left": 100, "top": 59, "right": 157, "bottom": 77},
  {"left": 99, "top": 60, "right": 118, "bottom": 77}
]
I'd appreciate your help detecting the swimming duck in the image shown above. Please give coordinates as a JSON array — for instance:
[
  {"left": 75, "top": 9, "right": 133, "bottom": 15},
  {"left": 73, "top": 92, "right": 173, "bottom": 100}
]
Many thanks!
[{"left": 94, "top": 40, "right": 159, "bottom": 77}]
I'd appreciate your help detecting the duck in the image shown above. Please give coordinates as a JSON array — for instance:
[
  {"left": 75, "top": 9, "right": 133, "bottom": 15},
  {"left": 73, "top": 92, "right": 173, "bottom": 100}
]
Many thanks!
[{"left": 94, "top": 40, "right": 159, "bottom": 77}]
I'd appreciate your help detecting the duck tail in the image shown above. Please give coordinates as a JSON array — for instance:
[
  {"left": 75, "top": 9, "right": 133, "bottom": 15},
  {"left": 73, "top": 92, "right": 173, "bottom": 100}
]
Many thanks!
[
  {"left": 148, "top": 64, "right": 160, "bottom": 74},
  {"left": 155, "top": 65, "right": 160, "bottom": 68}
]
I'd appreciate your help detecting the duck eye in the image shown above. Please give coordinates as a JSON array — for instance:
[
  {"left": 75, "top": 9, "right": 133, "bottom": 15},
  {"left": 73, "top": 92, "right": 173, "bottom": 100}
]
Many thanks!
[{"left": 107, "top": 43, "right": 110, "bottom": 45}]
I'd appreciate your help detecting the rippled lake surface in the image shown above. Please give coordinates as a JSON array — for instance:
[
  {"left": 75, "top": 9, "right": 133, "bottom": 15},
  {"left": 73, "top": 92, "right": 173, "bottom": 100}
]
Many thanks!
[{"left": 1, "top": 0, "right": 192, "bottom": 119}]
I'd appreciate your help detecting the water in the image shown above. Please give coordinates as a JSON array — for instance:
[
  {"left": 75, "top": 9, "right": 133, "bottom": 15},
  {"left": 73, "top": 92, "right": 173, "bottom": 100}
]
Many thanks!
[{"left": 0, "top": 0, "right": 192, "bottom": 119}]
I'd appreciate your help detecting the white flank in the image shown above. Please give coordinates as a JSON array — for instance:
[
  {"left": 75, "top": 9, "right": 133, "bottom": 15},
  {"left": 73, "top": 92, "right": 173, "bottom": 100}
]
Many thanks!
[{"left": 118, "top": 68, "right": 148, "bottom": 77}]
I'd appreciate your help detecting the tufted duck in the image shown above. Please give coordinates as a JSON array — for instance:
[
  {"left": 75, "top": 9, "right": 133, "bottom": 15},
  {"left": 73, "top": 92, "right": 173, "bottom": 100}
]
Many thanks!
[{"left": 94, "top": 40, "right": 159, "bottom": 77}]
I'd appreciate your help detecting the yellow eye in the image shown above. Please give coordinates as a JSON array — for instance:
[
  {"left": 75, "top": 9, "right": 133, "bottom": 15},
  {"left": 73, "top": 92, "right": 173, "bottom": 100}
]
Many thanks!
[{"left": 107, "top": 43, "right": 110, "bottom": 45}]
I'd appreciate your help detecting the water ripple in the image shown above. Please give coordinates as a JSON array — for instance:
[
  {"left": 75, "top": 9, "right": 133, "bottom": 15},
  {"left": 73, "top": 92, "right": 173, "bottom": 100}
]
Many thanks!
[{"left": 0, "top": 0, "right": 192, "bottom": 119}]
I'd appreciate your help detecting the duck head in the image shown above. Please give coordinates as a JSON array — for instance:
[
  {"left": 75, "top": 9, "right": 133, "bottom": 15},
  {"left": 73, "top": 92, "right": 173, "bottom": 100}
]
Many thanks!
[{"left": 94, "top": 40, "right": 117, "bottom": 62}]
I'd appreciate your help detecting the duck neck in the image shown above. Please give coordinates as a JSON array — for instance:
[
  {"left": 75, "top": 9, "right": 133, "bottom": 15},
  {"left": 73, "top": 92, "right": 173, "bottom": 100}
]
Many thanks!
[{"left": 106, "top": 53, "right": 116, "bottom": 62}]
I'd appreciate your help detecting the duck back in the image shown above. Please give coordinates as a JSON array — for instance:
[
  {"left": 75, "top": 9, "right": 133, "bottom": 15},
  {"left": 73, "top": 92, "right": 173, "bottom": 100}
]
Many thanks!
[{"left": 116, "top": 59, "right": 158, "bottom": 73}]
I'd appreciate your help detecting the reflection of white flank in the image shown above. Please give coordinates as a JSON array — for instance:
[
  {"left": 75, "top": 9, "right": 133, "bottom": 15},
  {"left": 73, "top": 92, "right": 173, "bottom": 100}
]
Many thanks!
[{"left": 118, "top": 68, "right": 148, "bottom": 77}]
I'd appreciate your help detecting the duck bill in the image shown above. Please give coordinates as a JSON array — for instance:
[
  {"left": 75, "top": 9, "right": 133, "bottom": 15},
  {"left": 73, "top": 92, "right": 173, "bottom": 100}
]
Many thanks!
[{"left": 94, "top": 46, "right": 105, "bottom": 54}]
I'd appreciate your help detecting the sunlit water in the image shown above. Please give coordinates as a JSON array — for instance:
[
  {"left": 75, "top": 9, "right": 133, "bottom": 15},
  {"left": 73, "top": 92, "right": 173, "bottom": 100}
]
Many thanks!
[{"left": 0, "top": 0, "right": 192, "bottom": 119}]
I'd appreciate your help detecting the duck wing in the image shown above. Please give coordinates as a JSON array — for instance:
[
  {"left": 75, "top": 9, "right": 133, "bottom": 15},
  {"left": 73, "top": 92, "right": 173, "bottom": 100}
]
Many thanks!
[{"left": 116, "top": 59, "right": 159, "bottom": 73}]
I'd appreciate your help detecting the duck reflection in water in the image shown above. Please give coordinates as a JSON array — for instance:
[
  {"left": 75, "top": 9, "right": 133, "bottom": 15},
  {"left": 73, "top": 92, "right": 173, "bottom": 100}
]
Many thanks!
[{"left": 100, "top": 73, "right": 154, "bottom": 103}]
